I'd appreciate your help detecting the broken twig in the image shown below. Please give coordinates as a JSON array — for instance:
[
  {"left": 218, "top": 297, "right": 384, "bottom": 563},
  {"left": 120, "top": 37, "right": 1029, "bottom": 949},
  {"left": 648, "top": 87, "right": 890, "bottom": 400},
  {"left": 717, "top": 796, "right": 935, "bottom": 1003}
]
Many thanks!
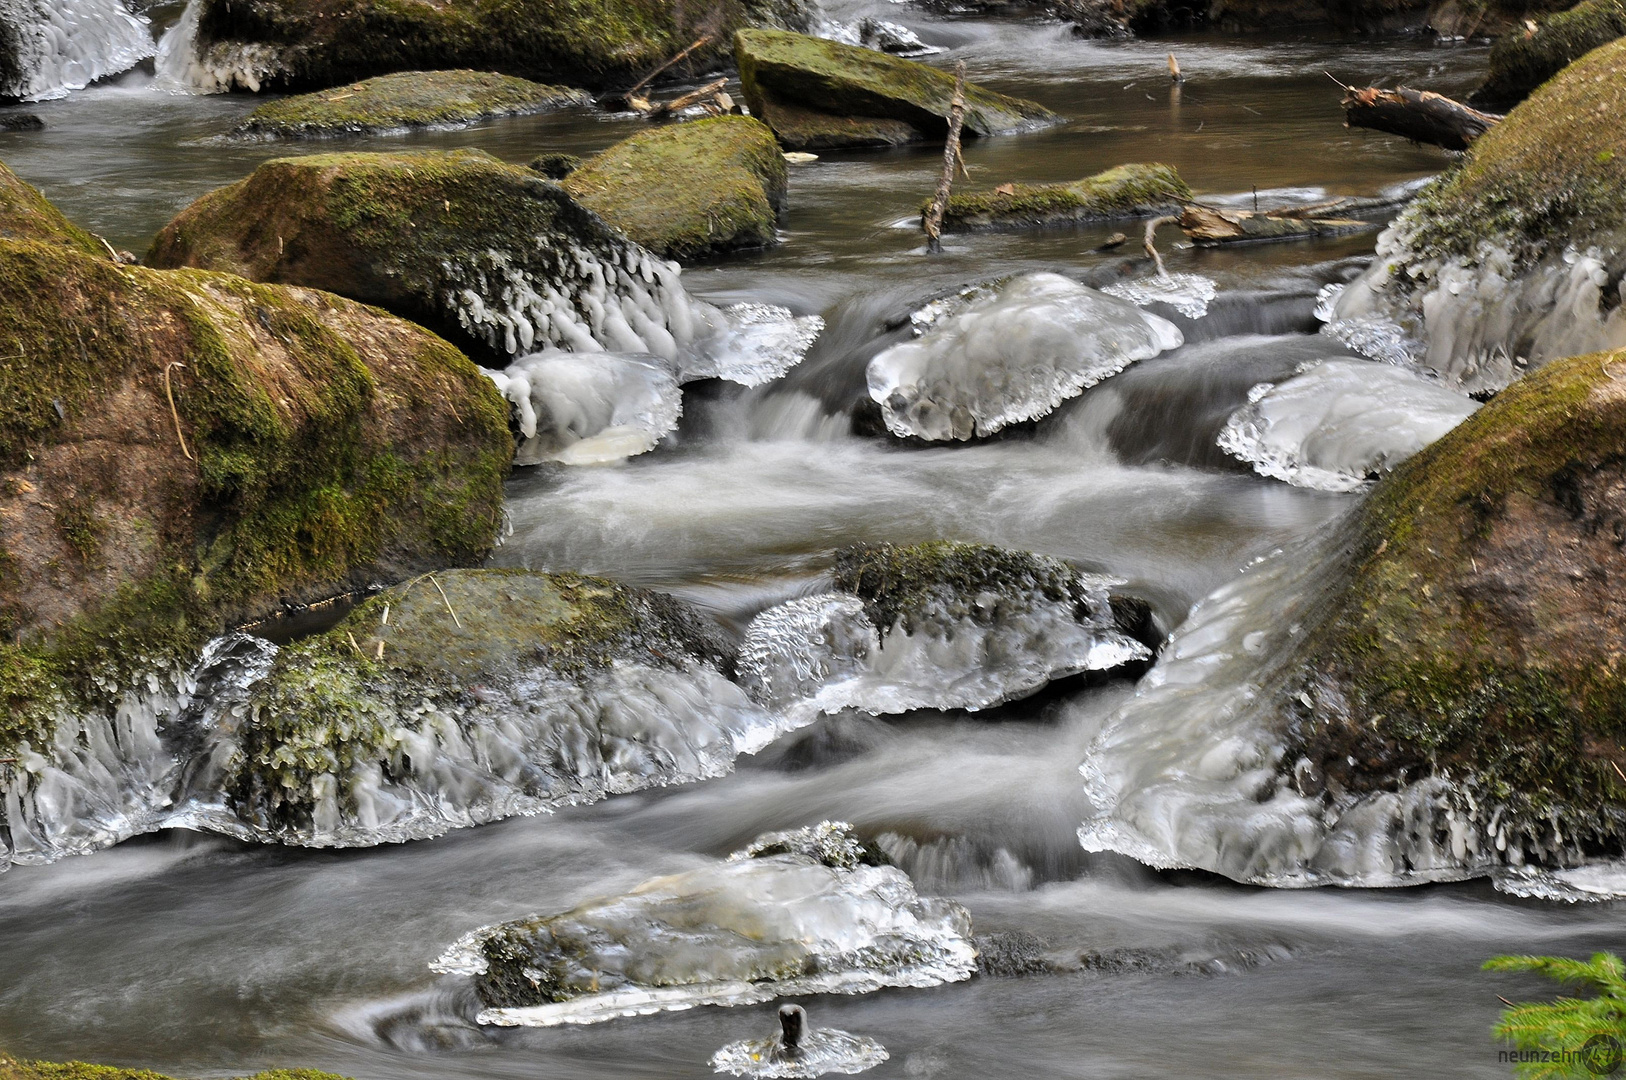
[
  {"left": 922, "top": 61, "right": 968, "bottom": 254},
  {"left": 430, "top": 574, "right": 463, "bottom": 628},
  {"left": 163, "top": 361, "right": 193, "bottom": 461},
  {"left": 1143, "top": 215, "right": 1177, "bottom": 277}
]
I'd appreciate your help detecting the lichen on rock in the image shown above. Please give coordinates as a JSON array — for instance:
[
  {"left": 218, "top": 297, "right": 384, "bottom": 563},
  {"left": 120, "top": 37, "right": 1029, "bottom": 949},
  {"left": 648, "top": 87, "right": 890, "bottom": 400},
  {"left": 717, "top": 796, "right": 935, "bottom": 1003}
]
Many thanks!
[
  {"left": 735, "top": 28, "right": 1060, "bottom": 150},
  {"left": 234, "top": 70, "right": 591, "bottom": 139},
  {"left": 564, "top": 116, "right": 788, "bottom": 261}
]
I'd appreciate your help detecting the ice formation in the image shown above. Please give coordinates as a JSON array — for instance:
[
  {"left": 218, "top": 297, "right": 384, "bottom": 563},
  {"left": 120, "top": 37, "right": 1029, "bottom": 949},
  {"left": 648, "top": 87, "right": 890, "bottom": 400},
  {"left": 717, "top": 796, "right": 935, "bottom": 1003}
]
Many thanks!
[
  {"left": 487, "top": 350, "right": 682, "bottom": 465},
  {"left": 815, "top": 16, "right": 938, "bottom": 55},
  {"left": 867, "top": 272, "right": 1182, "bottom": 440},
  {"left": 154, "top": 0, "right": 288, "bottom": 93},
  {"left": 0, "top": 0, "right": 153, "bottom": 101},
  {"left": 1075, "top": 539, "right": 1626, "bottom": 899},
  {"left": 1, "top": 636, "right": 805, "bottom": 864},
  {"left": 1101, "top": 273, "right": 1219, "bottom": 320},
  {"left": 432, "top": 822, "right": 976, "bottom": 1027},
  {"left": 712, "top": 1006, "right": 889, "bottom": 1078},
  {"left": 1328, "top": 207, "right": 1626, "bottom": 394},
  {"left": 1217, "top": 359, "right": 1479, "bottom": 492},
  {"left": 737, "top": 577, "right": 1149, "bottom": 719}
]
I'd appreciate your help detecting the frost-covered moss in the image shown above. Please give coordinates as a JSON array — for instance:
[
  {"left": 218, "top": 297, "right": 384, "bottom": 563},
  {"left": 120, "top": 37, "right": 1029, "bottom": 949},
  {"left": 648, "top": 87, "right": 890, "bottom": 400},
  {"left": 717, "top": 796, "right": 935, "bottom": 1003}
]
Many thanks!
[
  {"left": 1287, "top": 346, "right": 1626, "bottom": 856},
  {"left": 933, "top": 163, "right": 1190, "bottom": 232},
  {"left": 184, "top": 0, "right": 816, "bottom": 94},
  {"left": 735, "top": 28, "right": 1059, "bottom": 150},
  {"left": 1474, "top": 0, "right": 1626, "bottom": 108},
  {"left": 0, "top": 221, "right": 511, "bottom": 759},
  {"left": 564, "top": 116, "right": 787, "bottom": 260},
  {"left": 236, "top": 70, "right": 590, "bottom": 138}
]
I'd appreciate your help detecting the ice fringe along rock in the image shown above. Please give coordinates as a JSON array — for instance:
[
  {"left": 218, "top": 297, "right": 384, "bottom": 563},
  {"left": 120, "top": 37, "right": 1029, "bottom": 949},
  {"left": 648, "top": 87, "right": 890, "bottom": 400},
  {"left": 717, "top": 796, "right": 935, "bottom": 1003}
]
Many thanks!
[
  {"left": 431, "top": 821, "right": 976, "bottom": 1027},
  {"left": 486, "top": 350, "right": 682, "bottom": 465},
  {"left": 867, "top": 272, "right": 1182, "bottom": 441},
  {"left": 0, "top": 0, "right": 152, "bottom": 101},
  {"left": 155, "top": 0, "right": 286, "bottom": 93},
  {"left": 1102, "top": 273, "right": 1218, "bottom": 320},
  {"left": 712, "top": 1013, "right": 889, "bottom": 1077},
  {"left": 1218, "top": 358, "right": 1479, "bottom": 492}
]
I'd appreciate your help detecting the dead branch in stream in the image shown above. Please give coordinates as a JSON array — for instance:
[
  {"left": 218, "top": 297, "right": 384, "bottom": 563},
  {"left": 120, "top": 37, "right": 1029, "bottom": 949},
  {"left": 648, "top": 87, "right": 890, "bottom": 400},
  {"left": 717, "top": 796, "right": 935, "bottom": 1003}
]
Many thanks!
[
  {"left": 650, "top": 77, "right": 730, "bottom": 118},
  {"left": 922, "top": 61, "right": 968, "bottom": 254},
  {"left": 1341, "top": 86, "right": 1501, "bottom": 152},
  {"left": 1178, "top": 204, "right": 1374, "bottom": 244},
  {"left": 602, "top": 35, "right": 715, "bottom": 111},
  {"left": 1142, "top": 215, "right": 1177, "bottom": 275}
]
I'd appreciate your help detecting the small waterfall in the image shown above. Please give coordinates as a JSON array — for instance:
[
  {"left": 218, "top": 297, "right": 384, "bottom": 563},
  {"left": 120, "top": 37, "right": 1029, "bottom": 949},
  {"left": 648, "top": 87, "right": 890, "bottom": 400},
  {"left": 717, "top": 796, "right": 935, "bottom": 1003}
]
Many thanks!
[
  {"left": 153, "top": 0, "right": 285, "bottom": 92},
  {"left": 0, "top": 0, "right": 153, "bottom": 101}
]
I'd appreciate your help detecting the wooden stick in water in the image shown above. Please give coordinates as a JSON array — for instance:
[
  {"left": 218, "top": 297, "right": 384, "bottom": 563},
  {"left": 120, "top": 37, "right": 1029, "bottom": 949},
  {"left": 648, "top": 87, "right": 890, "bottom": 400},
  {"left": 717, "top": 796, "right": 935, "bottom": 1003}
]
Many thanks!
[{"left": 922, "top": 61, "right": 968, "bottom": 254}]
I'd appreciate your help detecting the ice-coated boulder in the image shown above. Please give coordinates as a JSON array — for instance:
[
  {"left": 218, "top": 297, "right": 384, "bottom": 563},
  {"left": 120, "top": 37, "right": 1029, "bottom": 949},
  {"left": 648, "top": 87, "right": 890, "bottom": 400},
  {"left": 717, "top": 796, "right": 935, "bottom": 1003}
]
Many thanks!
[
  {"left": 0, "top": 0, "right": 152, "bottom": 102},
  {"left": 433, "top": 822, "right": 976, "bottom": 1027},
  {"left": 488, "top": 350, "right": 682, "bottom": 466},
  {"left": 867, "top": 272, "right": 1182, "bottom": 441}
]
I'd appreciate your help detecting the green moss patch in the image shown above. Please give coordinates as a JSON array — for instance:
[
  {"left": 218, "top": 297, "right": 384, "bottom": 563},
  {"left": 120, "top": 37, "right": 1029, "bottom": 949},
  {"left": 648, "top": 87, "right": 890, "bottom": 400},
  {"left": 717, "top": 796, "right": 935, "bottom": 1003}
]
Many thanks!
[
  {"left": 0, "top": 159, "right": 105, "bottom": 256},
  {"left": 0, "top": 1055, "right": 350, "bottom": 1080},
  {"left": 735, "top": 28, "right": 1059, "bottom": 149},
  {"left": 564, "top": 116, "right": 787, "bottom": 260},
  {"left": 1403, "top": 35, "right": 1626, "bottom": 269},
  {"left": 1474, "top": 0, "right": 1626, "bottom": 109},
  {"left": 236, "top": 70, "right": 591, "bottom": 138},
  {"left": 934, "top": 163, "right": 1191, "bottom": 232}
]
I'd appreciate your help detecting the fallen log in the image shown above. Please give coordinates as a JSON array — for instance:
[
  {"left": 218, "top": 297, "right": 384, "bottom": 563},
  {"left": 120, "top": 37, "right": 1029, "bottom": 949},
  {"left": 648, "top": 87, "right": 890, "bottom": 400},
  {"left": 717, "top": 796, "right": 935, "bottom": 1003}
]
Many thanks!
[
  {"left": 1178, "top": 204, "right": 1376, "bottom": 245},
  {"left": 650, "top": 77, "right": 730, "bottom": 118},
  {"left": 1341, "top": 86, "right": 1501, "bottom": 152}
]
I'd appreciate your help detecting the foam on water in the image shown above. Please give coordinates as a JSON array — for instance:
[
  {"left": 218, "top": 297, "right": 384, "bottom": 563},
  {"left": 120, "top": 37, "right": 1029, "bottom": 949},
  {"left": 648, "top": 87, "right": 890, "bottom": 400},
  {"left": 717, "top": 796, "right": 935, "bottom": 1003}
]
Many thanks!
[
  {"left": 868, "top": 272, "right": 1182, "bottom": 441},
  {"left": 737, "top": 575, "right": 1149, "bottom": 720},
  {"left": 487, "top": 350, "right": 682, "bottom": 465},
  {"left": 433, "top": 822, "right": 976, "bottom": 1027},
  {"left": 0, "top": 0, "right": 152, "bottom": 100},
  {"left": 1218, "top": 358, "right": 1479, "bottom": 492}
]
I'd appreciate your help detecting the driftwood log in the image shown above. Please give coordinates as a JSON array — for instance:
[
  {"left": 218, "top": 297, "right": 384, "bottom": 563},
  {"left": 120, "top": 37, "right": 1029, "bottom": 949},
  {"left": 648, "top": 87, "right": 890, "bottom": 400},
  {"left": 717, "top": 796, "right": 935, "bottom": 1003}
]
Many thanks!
[
  {"left": 922, "top": 61, "right": 969, "bottom": 253},
  {"left": 1178, "top": 205, "right": 1375, "bottom": 245},
  {"left": 1341, "top": 86, "right": 1501, "bottom": 152}
]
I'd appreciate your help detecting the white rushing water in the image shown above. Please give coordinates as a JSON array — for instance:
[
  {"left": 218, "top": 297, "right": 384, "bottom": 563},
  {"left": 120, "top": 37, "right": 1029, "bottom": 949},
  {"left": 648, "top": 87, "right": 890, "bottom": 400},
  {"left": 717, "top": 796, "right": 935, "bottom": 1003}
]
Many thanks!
[
  {"left": 1218, "top": 358, "right": 1479, "bottom": 492},
  {"left": 154, "top": 0, "right": 287, "bottom": 93},
  {"left": 868, "top": 272, "right": 1183, "bottom": 440},
  {"left": 0, "top": 0, "right": 152, "bottom": 100},
  {"left": 433, "top": 822, "right": 976, "bottom": 1028}
]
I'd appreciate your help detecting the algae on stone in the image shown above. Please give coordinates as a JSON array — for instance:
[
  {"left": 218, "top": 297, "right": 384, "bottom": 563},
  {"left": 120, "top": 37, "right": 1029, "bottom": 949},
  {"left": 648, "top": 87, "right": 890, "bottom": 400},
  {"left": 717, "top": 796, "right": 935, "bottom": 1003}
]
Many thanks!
[
  {"left": 1473, "top": 0, "right": 1626, "bottom": 108},
  {"left": 0, "top": 1055, "right": 350, "bottom": 1080},
  {"left": 564, "top": 116, "right": 787, "bottom": 260},
  {"left": 735, "top": 28, "right": 1060, "bottom": 150},
  {"left": 235, "top": 70, "right": 590, "bottom": 138},
  {"left": 932, "top": 163, "right": 1191, "bottom": 233}
]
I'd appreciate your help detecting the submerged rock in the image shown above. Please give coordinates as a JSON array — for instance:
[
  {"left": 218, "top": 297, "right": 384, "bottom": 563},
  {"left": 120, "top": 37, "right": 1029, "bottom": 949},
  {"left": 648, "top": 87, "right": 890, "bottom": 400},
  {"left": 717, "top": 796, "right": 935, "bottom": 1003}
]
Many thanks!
[
  {"left": 867, "top": 272, "right": 1182, "bottom": 441},
  {"left": 145, "top": 149, "right": 822, "bottom": 377},
  {"left": 234, "top": 70, "right": 591, "bottom": 138},
  {"left": 563, "top": 116, "right": 787, "bottom": 261},
  {"left": 1081, "top": 346, "right": 1626, "bottom": 892},
  {"left": 1472, "top": 0, "right": 1626, "bottom": 110},
  {"left": 1218, "top": 358, "right": 1479, "bottom": 492},
  {"left": 1329, "top": 37, "right": 1626, "bottom": 393},
  {"left": 155, "top": 0, "right": 816, "bottom": 94},
  {"left": 433, "top": 821, "right": 975, "bottom": 1026},
  {"left": 0, "top": 0, "right": 153, "bottom": 102},
  {"left": 933, "top": 164, "right": 1191, "bottom": 233},
  {"left": 0, "top": 167, "right": 513, "bottom": 868},
  {"left": 737, "top": 541, "right": 1154, "bottom": 718},
  {"left": 735, "top": 28, "right": 1059, "bottom": 150}
]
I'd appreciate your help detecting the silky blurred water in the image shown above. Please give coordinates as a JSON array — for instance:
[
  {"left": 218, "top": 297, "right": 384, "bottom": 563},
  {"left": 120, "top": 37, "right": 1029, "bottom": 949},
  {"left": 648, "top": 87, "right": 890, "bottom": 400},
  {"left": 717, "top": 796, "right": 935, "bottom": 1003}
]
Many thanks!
[{"left": 1, "top": 5, "right": 1617, "bottom": 1079}]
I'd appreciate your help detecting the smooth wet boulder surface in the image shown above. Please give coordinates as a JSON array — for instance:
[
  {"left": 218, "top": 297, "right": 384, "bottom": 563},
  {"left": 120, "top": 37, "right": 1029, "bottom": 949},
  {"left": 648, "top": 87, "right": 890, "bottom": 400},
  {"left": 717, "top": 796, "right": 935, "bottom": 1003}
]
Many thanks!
[
  {"left": 235, "top": 70, "right": 591, "bottom": 138},
  {"left": 735, "top": 28, "right": 1059, "bottom": 150},
  {"left": 436, "top": 821, "right": 976, "bottom": 1026},
  {"left": 564, "top": 116, "right": 787, "bottom": 260},
  {"left": 174, "top": 0, "right": 817, "bottom": 94},
  {"left": 0, "top": 161, "right": 512, "bottom": 769},
  {"left": 1472, "top": 0, "right": 1626, "bottom": 109},
  {"left": 934, "top": 163, "right": 1190, "bottom": 232},
  {"left": 1284, "top": 347, "right": 1626, "bottom": 866}
]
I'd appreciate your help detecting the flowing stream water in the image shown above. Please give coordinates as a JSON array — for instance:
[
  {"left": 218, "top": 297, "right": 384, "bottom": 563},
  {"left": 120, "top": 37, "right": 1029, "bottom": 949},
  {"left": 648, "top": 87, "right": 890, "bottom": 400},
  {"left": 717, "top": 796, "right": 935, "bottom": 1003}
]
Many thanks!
[{"left": 1, "top": 3, "right": 1621, "bottom": 1077}]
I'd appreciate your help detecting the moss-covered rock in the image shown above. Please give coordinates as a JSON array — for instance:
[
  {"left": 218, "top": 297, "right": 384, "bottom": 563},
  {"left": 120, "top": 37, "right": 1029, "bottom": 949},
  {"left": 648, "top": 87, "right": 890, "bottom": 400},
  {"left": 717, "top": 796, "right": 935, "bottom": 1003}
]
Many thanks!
[
  {"left": 0, "top": 179, "right": 512, "bottom": 764},
  {"left": 0, "top": 1058, "right": 348, "bottom": 1080},
  {"left": 1473, "top": 0, "right": 1626, "bottom": 109},
  {"left": 735, "top": 28, "right": 1060, "bottom": 150},
  {"left": 932, "top": 163, "right": 1190, "bottom": 233},
  {"left": 169, "top": 0, "right": 816, "bottom": 95},
  {"left": 235, "top": 70, "right": 591, "bottom": 138},
  {"left": 228, "top": 568, "right": 783, "bottom": 841},
  {"left": 563, "top": 116, "right": 787, "bottom": 260},
  {"left": 0, "top": 158, "right": 105, "bottom": 256},
  {"left": 1282, "top": 346, "right": 1626, "bottom": 865},
  {"left": 146, "top": 148, "right": 700, "bottom": 365}
]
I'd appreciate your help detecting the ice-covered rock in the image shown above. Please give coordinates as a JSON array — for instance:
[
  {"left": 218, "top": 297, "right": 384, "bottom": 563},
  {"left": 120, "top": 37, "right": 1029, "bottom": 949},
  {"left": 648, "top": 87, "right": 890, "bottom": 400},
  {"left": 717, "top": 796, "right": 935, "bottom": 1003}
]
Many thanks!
[
  {"left": 146, "top": 149, "right": 822, "bottom": 378},
  {"left": 738, "top": 542, "right": 1153, "bottom": 718},
  {"left": 867, "top": 272, "right": 1182, "bottom": 440},
  {"left": 488, "top": 350, "right": 682, "bottom": 465},
  {"left": 0, "top": 0, "right": 152, "bottom": 100},
  {"left": 1218, "top": 359, "right": 1479, "bottom": 492},
  {"left": 433, "top": 822, "right": 975, "bottom": 1026}
]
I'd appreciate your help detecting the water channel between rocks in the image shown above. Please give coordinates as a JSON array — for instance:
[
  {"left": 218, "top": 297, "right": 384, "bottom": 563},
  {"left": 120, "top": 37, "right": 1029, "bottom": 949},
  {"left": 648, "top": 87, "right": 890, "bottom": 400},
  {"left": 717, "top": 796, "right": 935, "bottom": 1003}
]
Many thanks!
[{"left": 0, "top": 3, "right": 1620, "bottom": 1078}]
